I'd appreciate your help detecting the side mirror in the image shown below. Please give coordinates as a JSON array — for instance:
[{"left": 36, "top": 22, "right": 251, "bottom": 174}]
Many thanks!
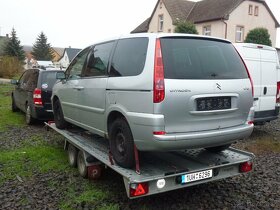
[
  {"left": 56, "top": 72, "right": 66, "bottom": 80},
  {"left": 10, "top": 79, "right": 18, "bottom": 85}
]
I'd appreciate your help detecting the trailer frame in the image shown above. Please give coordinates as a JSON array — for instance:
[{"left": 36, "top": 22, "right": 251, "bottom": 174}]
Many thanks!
[{"left": 45, "top": 122, "right": 255, "bottom": 199}]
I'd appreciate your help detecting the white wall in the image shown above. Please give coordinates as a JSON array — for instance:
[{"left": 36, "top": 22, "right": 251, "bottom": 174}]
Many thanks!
[
  {"left": 148, "top": 1, "right": 174, "bottom": 33},
  {"left": 227, "top": 1, "right": 277, "bottom": 46}
]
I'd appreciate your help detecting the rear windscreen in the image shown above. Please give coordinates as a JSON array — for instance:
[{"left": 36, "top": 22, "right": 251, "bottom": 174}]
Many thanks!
[
  {"left": 40, "top": 71, "right": 62, "bottom": 90},
  {"left": 160, "top": 38, "right": 248, "bottom": 80}
]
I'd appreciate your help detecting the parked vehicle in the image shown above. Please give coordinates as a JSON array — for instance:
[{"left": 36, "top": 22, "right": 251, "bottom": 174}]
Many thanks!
[
  {"left": 234, "top": 43, "right": 280, "bottom": 125},
  {"left": 52, "top": 33, "right": 254, "bottom": 168},
  {"left": 11, "top": 68, "right": 64, "bottom": 124}
]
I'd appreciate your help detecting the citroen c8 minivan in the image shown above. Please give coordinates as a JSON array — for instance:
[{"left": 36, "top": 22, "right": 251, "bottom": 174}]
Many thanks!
[{"left": 52, "top": 33, "right": 254, "bottom": 168}]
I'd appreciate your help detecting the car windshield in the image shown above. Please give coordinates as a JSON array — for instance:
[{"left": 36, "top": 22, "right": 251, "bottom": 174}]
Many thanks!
[{"left": 160, "top": 37, "right": 248, "bottom": 80}]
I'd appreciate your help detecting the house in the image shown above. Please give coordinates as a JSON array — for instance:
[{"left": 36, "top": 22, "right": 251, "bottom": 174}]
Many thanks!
[
  {"left": 58, "top": 47, "right": 82, "bottom": 68},
  {"left": 52, "top": 47, "right": 64, "bottom": 62},
  {"left": 0, "top": 35, "right": 9, "bottom": 56},
  {"left": 131, "top": 0, "right": 279, "bottom": 47},
  {"left": 276, "top": 48, "right": 280, "bottom": 63}
]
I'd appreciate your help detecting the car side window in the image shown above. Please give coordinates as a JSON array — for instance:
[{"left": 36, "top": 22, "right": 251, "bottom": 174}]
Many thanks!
[
  {"left": 110, "top": 38, "right": 148, "bottom": 77},
  {"left": 83, "top": 41, "right": 114, "bottom": 77},
  {"left": 65, "top": 48, "right": 90, "bottom": 80},
  {"left": 25, "top": 70, "right": 39, "bottom": 91},
  {"left": 18, "top": 70, "right": 30, "bottom": 89}
]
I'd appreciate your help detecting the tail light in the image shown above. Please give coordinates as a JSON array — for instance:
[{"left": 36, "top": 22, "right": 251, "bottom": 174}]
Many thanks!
[
  {"left": 153, "top": 131, "right": 166, "bottom": 135},
  {"left": 276, "top": 82, "right": 280, "bottom": 104},
  {"left": 239, "top": 161, "right": 253, "bottom": 173},
  {"left": 33, "top": 88, "right": 43, "bottom": 106},
  {"left": 153, "top": 38, "right": 165, "bottom": 103},
  {"left": 234, "top": 47, "right": 254, "bottom": 97},
  {"left": 246, "top": 107, "right": 254, "bottom": 125},
  {"left": 130, "top": 182, "right": 149, "bottom": 197}
]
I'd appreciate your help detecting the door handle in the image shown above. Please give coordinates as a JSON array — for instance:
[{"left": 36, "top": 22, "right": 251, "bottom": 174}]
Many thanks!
[
  {"left": 263, "top": 87, "right": 267, "bottom": 95},
  {"left": 73, "top": 86, "right": 84, "bottom": 91}
]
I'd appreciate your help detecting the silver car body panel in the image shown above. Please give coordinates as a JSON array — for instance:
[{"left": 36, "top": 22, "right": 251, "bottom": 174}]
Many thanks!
[{"left": 52, "top": 33, "right": 254, "bottom": 151}]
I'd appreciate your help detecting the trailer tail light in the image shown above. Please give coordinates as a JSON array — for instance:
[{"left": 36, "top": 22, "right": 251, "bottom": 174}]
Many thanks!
[
  {"left": 33, "top": 88, "right": 43, "bottom": 106},
  {"left": 276, "top": 82, "right": 280, "bottom": 104},
  {"left": 239, "top": 161, "right": 253, "bottom": 173},
  {"left": 153, "top": 38, "right": 165, "bottom": 103},
  {"left": 130, "top": 182, "right": 149, "bottom": 197}
]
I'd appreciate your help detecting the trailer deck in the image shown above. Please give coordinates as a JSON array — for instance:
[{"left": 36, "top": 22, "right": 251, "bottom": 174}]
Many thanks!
[{"left": 46, "top": 122, "right": 255, "bottom": 198}]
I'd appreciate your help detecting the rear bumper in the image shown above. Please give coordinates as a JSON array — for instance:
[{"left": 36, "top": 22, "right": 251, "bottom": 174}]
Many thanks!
[
  {"left": 254, "top": 107, "right": 279, "bottom": 124},
  {"left": 32, "top": 105, "right": 54, "bottom": 120},
  {"left": 135, "top": 124, "right": 254, "bottom": 151}
]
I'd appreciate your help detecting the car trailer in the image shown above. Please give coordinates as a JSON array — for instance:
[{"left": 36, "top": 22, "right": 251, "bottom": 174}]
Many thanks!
[{"left": 45, "top": 122, "right": 255, "bottom": 199}]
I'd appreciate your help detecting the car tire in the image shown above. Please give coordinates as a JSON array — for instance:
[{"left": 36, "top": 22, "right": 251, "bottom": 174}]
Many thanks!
[
  {"left": 205, "top": 144, "right": 231, "bottom": 153},
  {"left": 25, "top": 104, "right": 35, "bottom": 125},
  {"left": 53, "top": 99, "right": 68, "bottom": 129},
  {"left": 11, "top": 95, "right": 19, "bottom": 112},
  {"left": 77, "top": 150, "right": 88, "bottom": 178},
  {"left": 109, "top": 118, "right": 135, "bottom": 168}
]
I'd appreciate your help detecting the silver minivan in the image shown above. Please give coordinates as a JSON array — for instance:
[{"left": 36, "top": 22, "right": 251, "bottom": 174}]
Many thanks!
[{"left": 52, "top": 33, "right": 254, "bottom": 168}]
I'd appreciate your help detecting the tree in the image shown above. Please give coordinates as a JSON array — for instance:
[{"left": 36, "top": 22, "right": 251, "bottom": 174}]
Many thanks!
[
  {"left": 31, "top": 32, "right": 54, "bottom": 60},
  {"left": 4, "top": 28, "right": 25, "bottom": 62},
  {"left": 174, "top": 21, "right": 198, "bottom": 34},
  {"left": 245, "top": 27, "right": 272, "bottom": 46}
]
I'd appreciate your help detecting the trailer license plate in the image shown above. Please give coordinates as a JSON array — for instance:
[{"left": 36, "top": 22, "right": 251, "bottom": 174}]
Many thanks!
[{"left": 181, "top": 169, "right": 213, "bottom": 184}]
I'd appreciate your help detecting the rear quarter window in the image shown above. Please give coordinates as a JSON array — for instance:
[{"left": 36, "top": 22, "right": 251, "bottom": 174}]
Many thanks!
[
  {"left": 40, "top": 71, "right": 62, "bottom": 90},
  {"left": 161, "top": 38, "right": 248, "bottom": 80},
  {"left": 110, "top": 38, "right": 148, "bottom": 77}
]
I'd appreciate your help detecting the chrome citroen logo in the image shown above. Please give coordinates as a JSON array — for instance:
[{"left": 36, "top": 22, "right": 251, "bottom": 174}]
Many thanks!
[{"left": 216, "top": 83, "right": 221, "bottom": 90}]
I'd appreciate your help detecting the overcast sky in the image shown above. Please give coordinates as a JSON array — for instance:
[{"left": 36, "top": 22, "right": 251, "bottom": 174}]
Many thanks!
[{"left": 0, "top": 0, "right": 279, "bottom": 48}]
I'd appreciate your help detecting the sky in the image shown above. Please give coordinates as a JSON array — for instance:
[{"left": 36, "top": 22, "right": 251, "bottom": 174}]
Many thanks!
[{"left": 0, "top": 0, "right": 279, "bottom": 49}]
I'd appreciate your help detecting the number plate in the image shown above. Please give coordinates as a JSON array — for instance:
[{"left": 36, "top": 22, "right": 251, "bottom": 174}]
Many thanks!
[
  {"left": 197, "top": 97, "right": 231, "bottom": 111},
  {"left": 181, "top": 169, "right": 213, "bottom": 184}
]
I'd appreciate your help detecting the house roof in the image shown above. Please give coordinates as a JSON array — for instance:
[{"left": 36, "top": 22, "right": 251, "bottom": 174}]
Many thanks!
[
  {"left": 131, "top": 0, "right": 280, "bottom": 33},
  {"left": 52, "top": 47, "right": 65, "bottom": 57},
  {"left": 60, "top": 48, "right": 82, "bottom": 62},
  {"left": 188, "top": 0, "right": 244, "bottom": 23},
  {"left": 131, "top": 18, "right": 151, "bottom": 33}
]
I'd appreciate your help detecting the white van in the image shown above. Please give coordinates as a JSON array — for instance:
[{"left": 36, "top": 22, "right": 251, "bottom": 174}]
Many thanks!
[{"left": 234, "top": 43, "right": 280, "bottom": 125}]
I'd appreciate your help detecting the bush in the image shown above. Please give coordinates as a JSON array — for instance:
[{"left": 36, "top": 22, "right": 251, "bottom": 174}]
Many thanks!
[
  {"left": 174, "top": 21, "right": 198, "bottom": 34},
  {"left": 245, "top": 27, "right": 272, "bottom": 46},
  {"left": 0, "top": 56, "right": 23, "bottom": 78}
]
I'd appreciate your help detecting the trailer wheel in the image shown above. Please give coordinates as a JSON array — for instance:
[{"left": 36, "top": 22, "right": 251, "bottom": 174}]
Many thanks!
[
  {"left": 77, "top": 150, "right": 88, "bottom": 178},
  {"left": 109, "top": 118, "right": 135, "bottom": 168},
  {"left": 205, "top": 144, "right": 231, "bottom": 152},
  {"left": 68, "top": 144, "right": 78, "bottom": 167},
  {"left": 53, "top": 99, "right": 68, "bottom": 129}
]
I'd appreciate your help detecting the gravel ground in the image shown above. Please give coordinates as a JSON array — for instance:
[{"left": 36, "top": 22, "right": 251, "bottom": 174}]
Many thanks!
[{"left": 0, "top": 120, "right": 279, "bottom": 209}]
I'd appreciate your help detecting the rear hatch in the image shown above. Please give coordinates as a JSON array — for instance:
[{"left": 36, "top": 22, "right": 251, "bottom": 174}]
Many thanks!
[
  {"left": 155, "top": 37, "right": 253, "bottom": 133},
  {"left": 39, "top": 71, "right": 63, "bottom": 110}
]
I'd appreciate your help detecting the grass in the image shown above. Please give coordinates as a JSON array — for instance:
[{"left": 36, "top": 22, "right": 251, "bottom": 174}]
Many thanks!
[
  {"left": 0, "top": 83, "right": 25, "bottom": 131},
  {"left": 0, "top": 136, "right": 70, "bottom": 184},
  {"left": 245, "top": 137, "right": 280, "bottom": 154},
  {"left": 0, "top": 83, "right": 115, "bottom": 208}
]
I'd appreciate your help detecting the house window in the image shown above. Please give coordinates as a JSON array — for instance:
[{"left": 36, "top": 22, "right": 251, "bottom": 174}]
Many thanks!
[
  {"left": 248, "top": 5, "right": 253, "bottom": 15},
  {"left": 158, "top": 14, "right": 164, "bottom": 32},
  {"left": 203, "top": 25, "right": 211, "bottom": 36},
  {"left": 236, "top": 26, "right": 244, "bottom": 42},
  {"left": 254, "top": 6, "right": 259, "bottom": 16}
]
